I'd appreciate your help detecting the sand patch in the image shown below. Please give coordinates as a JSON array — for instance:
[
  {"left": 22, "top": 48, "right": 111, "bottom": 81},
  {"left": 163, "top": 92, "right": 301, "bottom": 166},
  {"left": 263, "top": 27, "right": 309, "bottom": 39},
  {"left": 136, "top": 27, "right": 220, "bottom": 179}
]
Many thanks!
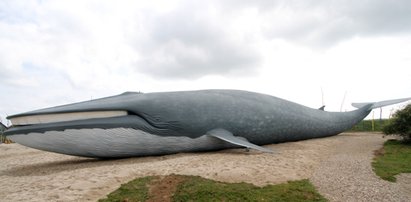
[{"left": 0, "top": 132, "right": 408, "bottom": 201}]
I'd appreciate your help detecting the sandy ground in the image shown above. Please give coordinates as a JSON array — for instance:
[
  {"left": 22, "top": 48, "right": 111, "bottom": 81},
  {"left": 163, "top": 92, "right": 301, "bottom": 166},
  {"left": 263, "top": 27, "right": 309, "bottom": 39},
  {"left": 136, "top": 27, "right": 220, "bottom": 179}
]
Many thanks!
[{"left": 0, "top": 132, "right": 410, "bottom": 201}]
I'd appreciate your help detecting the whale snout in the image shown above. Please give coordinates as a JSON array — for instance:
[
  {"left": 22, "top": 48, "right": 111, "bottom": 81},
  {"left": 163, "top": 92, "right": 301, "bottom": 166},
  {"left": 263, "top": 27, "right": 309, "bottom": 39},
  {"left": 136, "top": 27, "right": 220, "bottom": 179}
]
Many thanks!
[{"left": 5, "top": 92, "right": 149, "bottom": 135}]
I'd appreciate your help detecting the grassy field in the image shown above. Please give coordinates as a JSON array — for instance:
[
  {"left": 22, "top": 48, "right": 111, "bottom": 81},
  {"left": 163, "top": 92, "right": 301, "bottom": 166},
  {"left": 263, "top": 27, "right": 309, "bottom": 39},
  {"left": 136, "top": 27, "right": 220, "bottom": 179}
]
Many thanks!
[
  {"left": 350, "top": 119, "right": 390, "bottom": 132},
  {"left": 372, "top": 139, "right": 411, "bottom": 182},
  {"left": 99, "top": 175, "right": 327, "bottom": 202}
]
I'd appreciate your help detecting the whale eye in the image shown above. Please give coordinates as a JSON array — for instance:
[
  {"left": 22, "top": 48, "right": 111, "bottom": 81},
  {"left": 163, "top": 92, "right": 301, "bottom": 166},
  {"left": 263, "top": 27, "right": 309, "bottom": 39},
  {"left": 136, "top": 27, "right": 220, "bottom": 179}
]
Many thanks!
[{"left": 10, "top": 111, "right": 128, "bottom": 126}]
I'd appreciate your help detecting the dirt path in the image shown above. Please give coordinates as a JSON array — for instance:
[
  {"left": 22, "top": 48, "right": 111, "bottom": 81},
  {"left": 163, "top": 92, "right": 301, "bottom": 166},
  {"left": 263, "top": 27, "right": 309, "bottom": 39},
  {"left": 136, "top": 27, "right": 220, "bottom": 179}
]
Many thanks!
[{"left": 0, "top": 132, "right": 409, "bottom": 201}]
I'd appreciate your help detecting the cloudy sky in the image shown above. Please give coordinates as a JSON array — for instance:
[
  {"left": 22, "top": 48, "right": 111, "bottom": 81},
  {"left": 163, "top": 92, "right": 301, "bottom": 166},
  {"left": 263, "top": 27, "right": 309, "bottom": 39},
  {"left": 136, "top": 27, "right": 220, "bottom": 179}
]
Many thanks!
[{"left": 1, "top": 0, "right": 411, "bottom": 125}]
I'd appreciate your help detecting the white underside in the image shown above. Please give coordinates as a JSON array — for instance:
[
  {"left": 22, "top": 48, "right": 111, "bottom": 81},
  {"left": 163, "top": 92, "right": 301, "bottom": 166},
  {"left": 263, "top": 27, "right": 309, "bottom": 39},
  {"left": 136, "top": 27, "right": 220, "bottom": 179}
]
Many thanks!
[
  {"left": 9, "top": 128, "right": 233, "bottom": 157},
  {"left": 10, "top": 111, "right": 128, "bottom": 125}
]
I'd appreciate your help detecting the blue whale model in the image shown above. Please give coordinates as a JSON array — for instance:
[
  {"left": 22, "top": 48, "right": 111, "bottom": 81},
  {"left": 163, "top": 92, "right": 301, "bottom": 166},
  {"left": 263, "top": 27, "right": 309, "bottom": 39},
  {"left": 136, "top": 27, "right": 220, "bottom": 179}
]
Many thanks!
[{"left": 4, "top": 90, "right": 410, "bottom": 158}]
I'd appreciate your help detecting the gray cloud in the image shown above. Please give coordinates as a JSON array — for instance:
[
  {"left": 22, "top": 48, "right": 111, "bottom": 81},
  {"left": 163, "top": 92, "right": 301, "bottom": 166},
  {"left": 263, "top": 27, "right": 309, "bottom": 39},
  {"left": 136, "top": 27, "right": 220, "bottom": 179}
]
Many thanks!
[
  {"left": 261, "top": 0, "right": 411, "bottom": 47},
  {"left": 130, "top": 0, "right": 411, "bottom": 79},
  {"left": 1, "top": 0, "right": 410, "bottom": 83},
  {"left": 348, "top": 0, "right": 411, "bottom": 34},
  {"left": 132, "top": 3, "right": 262, "bottom": 79}
]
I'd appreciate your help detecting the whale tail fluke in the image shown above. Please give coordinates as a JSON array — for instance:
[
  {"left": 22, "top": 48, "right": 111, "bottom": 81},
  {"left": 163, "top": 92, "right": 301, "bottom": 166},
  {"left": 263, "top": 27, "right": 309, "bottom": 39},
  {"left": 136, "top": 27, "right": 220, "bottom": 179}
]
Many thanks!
[{"left": 352, "top": 97, "right": 411, "bottom": 110}]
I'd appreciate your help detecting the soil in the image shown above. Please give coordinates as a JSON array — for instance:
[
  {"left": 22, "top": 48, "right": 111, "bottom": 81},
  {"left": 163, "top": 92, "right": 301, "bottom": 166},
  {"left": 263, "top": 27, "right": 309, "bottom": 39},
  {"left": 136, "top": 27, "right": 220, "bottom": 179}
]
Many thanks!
[{"left": 146, "top": 175, "right": 185, "bottom": 202}]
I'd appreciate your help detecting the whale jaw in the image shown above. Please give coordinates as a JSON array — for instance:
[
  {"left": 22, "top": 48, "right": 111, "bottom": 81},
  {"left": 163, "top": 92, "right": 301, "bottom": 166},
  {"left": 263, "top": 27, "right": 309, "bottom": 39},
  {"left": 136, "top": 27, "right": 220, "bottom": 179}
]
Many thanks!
[{"left": 8, "top": 128, "right": 233, "bottom": 158}]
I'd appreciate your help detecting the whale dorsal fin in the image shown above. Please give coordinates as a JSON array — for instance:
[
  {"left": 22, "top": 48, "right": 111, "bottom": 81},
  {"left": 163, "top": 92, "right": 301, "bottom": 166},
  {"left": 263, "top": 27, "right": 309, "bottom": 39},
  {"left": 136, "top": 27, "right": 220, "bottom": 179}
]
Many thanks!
[
  {"left": 318, "top": 105, "right": 325, "bottom": 111},
  {"left": 206, "top": 128, "right": 274, "bottom": 153}
]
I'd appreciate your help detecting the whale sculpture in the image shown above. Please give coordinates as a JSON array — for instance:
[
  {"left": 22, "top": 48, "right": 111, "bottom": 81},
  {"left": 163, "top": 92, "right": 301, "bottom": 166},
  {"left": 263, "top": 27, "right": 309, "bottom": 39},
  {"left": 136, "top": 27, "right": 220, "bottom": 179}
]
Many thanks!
[{"left": 4, "top": 90, "right": 410, "bottom": 158}]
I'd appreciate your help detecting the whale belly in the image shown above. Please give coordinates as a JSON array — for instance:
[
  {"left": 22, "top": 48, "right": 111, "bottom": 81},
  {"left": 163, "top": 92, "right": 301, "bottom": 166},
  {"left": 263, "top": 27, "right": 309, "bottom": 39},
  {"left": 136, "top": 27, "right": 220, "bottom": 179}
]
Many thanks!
[{"left": 8, "top": 128, "right": 233, "bottom": 158}]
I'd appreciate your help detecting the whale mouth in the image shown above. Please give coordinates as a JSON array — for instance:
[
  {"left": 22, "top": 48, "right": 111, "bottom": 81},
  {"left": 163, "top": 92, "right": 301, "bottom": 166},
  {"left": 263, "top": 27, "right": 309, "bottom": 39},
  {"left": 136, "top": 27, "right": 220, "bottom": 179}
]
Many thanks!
[
  {"left": 9, "top": 110, "right": 128, "bottom": 126},
  {"left": 4, "top": 112, "right": 157, "bottom": 136},
  {"left": 5, "top": 110, "right": 137, "bottom": 136}
]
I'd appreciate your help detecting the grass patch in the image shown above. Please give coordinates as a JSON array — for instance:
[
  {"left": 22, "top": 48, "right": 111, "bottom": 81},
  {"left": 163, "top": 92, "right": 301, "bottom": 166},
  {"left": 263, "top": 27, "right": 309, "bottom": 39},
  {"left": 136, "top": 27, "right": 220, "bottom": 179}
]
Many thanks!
[
  {"left": 99, "top": 175, "right": 327, "bottom": 202},
  {"left": 99, "top": 176, "right": 154, "bottom": 202},
  {"left": 372, "top": 139, "right": 411, "bottom": 182},
  {"left": 173, "top": 176, "right": 326, "bottom": 202}
]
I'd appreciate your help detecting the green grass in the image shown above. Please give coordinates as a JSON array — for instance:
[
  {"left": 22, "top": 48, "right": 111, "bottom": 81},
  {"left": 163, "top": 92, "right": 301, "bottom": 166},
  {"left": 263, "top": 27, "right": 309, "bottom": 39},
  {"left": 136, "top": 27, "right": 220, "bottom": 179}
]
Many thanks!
[
  {"left": 99, "top": 176, "right": 154, "bottom": 202},
  {"left": 99, "top": 175, "right": 327, "bottom": 202},
  {"left": 173, "top": 176, "right": 326, "bottom": 202},
  {"left": 372, "top": 139, "right": 411, "bottom": 182},
  {"left": 350, "top": 119, "right": 389, "bottom": 132}
]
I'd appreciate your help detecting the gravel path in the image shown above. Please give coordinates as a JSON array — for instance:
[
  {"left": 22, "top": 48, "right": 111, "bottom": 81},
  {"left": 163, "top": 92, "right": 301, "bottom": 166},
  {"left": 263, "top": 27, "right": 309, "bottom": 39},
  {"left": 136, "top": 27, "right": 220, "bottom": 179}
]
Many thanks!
[{"left": 310, "top": 133, "right": 411, "bottom": 202}]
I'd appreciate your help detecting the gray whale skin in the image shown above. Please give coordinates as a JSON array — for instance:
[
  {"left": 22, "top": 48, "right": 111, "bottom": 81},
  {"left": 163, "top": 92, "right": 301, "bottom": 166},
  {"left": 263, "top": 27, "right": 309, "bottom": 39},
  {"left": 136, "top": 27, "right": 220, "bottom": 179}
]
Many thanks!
[{"left": 5, "top": 90, "right": 410, "bottom": 158}]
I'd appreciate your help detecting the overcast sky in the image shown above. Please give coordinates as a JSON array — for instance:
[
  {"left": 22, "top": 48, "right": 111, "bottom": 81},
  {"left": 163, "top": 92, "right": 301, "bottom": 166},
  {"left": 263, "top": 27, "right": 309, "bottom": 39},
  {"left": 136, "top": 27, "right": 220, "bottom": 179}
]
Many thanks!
[{"left": 1, "top": 0, "right": 411, "bottom": 125}]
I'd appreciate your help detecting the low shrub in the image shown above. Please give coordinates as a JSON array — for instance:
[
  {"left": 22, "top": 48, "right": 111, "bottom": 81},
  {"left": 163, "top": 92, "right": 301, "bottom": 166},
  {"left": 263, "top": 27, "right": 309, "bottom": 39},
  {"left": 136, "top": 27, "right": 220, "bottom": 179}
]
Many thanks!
[{"left": 383, "top": 104, "right": 411, "bottom": 142}]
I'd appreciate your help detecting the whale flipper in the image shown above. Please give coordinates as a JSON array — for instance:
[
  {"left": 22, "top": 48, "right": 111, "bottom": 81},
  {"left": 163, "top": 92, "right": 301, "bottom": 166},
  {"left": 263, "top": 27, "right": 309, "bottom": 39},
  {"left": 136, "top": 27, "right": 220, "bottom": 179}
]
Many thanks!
[{"left": 207, "top": 128, "right": 274, "bottom": 153}]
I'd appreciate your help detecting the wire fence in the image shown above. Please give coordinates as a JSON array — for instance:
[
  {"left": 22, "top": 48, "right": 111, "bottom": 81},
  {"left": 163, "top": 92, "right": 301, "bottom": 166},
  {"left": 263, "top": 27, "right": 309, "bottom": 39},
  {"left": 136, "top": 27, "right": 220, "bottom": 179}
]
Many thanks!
[{"left": 350, "top": 119, "right": 389, "bottom": 132}]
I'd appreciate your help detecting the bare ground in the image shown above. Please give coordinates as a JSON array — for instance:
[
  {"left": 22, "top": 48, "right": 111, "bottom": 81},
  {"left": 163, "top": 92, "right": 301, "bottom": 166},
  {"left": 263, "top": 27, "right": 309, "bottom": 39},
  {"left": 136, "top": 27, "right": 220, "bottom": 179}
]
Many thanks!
[{"left": 0, "top": 132, "right": 409, "bottom": 201}]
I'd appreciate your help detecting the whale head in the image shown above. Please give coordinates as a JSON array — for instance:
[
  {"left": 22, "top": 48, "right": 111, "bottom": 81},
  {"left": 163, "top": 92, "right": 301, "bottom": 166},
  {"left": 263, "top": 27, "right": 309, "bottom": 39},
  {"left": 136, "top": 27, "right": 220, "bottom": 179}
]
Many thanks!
[
  {"left": 3, "top": 92, "right": 208, "bottom": 157},
  {"left": 4, "top": 92, "right": 176, "bottom": 136}
]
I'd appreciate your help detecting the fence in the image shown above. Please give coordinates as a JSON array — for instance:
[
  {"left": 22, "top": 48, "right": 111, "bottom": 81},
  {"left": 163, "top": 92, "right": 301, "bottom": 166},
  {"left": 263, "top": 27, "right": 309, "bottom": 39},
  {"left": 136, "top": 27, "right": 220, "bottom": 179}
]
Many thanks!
[{"left": 350, "top": 119, "right": 389, "bottom": 132}]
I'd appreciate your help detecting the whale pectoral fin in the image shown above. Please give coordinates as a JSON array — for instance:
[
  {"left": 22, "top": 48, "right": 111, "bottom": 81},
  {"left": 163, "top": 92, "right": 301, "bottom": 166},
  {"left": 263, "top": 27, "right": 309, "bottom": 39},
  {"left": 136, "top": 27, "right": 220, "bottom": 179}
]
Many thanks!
[{"left": 206, "top": 129, "right": 274, "bottom": 153}]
